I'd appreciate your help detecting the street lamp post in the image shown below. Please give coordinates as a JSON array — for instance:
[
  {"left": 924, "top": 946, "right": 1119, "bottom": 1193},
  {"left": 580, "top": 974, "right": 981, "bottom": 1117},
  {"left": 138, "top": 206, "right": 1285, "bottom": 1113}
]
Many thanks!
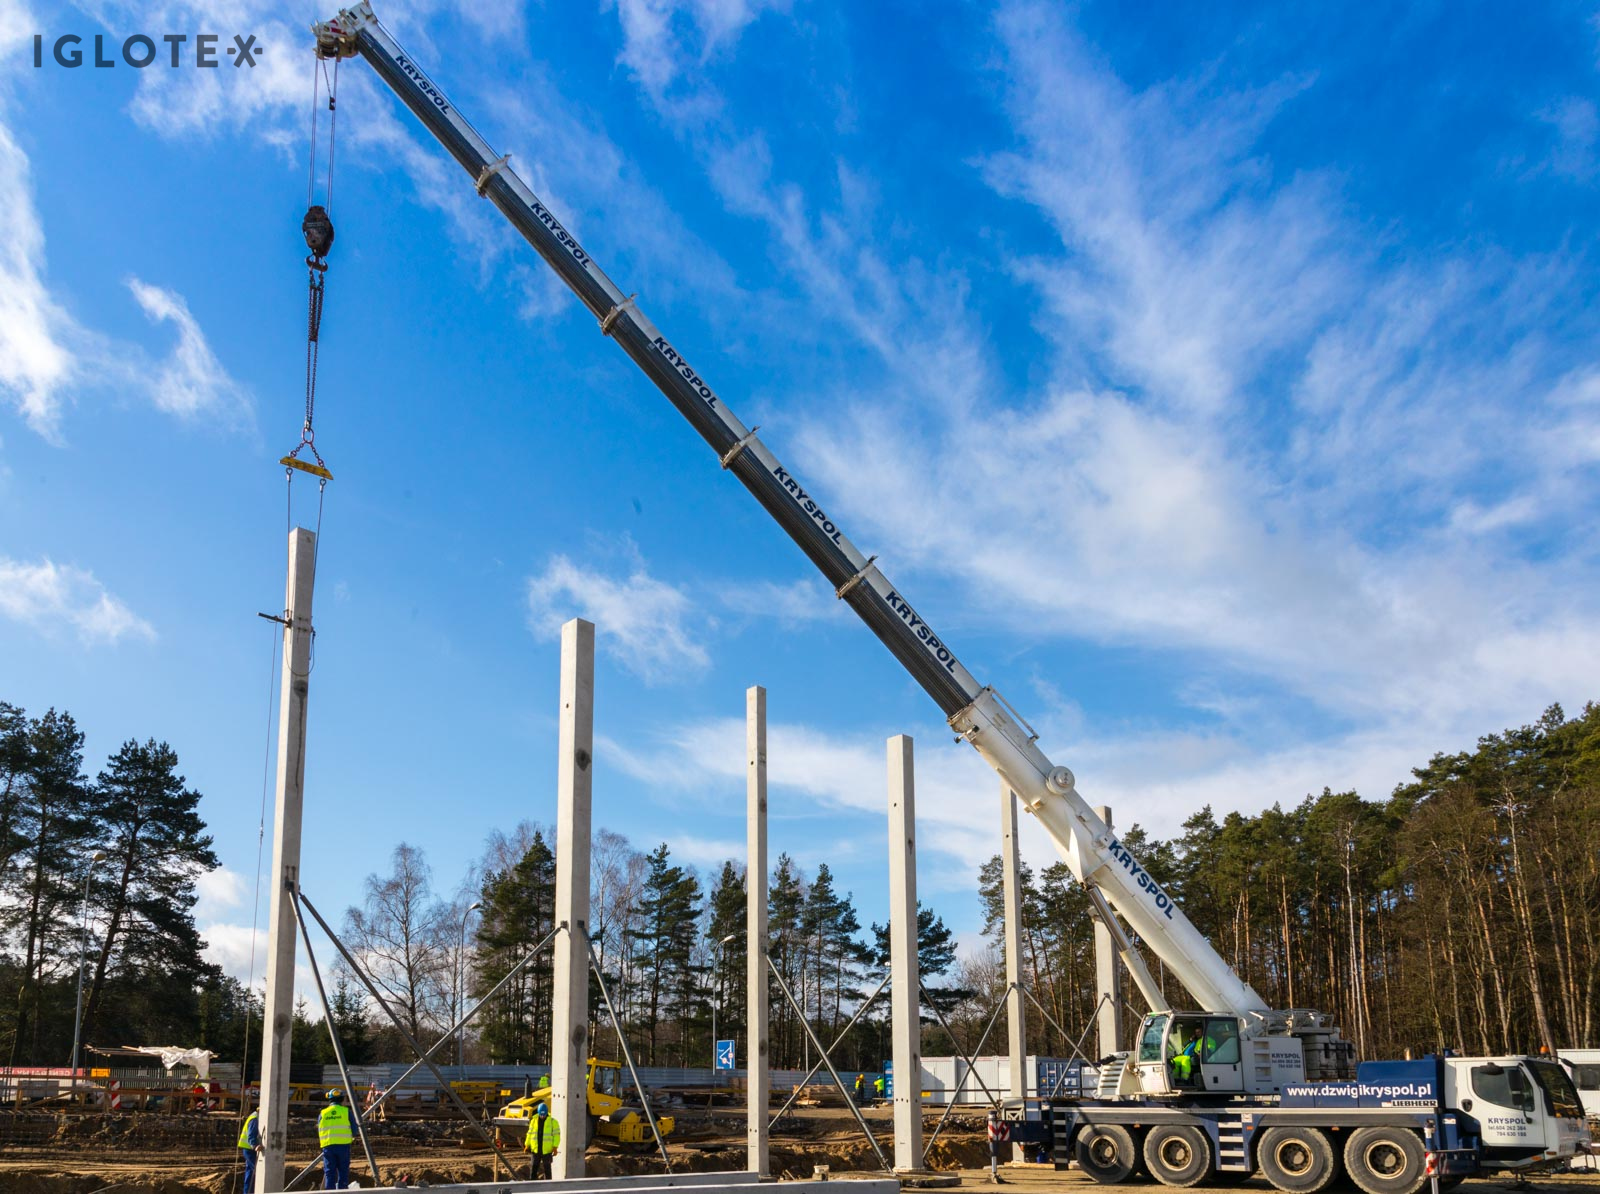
[
  {"left": 457, "top": 901, "right": 482, "bottom": 1067},
  {"left": 70, "top": 850, "right": 108, "bottom": 1099},
  {"left": 710, "top": 932, "right": 739, "bottom": 1073}
]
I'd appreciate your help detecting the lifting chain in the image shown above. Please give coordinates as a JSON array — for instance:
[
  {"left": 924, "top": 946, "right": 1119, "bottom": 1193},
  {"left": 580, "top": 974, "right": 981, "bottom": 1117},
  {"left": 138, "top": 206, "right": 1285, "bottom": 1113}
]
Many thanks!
[{"left": 281, "top": 54, "right": 341, "bottom": 487}]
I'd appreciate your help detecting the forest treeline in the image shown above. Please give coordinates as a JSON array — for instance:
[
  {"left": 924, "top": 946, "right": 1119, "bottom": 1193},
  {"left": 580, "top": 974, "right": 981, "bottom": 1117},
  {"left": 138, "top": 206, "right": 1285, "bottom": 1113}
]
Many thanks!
[
  {"left": 971, "top": 702, "right": 1600, "bottom": 1062},
  {"left": 3, "top": 697, "right": 1595, "bottom": 1071}
]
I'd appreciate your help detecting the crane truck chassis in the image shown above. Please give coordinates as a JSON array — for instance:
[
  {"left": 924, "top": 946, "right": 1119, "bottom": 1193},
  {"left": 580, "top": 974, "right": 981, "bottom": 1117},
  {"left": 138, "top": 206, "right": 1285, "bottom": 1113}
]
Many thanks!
[
  {"left": 1039, "top": 1052, "right": 1587, "bottom": 1192},
  {"left": 305, "top": 6, "right": 1593, "bottom": 1190}
]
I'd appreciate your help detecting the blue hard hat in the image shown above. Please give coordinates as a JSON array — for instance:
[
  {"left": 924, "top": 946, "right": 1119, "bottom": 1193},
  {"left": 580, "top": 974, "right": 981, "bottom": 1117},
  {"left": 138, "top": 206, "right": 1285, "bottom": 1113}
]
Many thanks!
[
  {"left": 536, "top": 1102, "right": 549, "bottom": 1115},
  {"left": 326, "top": 1089, "right": 344, "bottom": 1101}
]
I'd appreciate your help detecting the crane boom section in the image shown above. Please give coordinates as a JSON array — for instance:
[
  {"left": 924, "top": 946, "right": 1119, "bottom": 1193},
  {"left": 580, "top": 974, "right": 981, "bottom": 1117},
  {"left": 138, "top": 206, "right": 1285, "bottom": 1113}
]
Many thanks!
[{"left": 314, "top": 1, "right": 1269, "bottom": 1018}]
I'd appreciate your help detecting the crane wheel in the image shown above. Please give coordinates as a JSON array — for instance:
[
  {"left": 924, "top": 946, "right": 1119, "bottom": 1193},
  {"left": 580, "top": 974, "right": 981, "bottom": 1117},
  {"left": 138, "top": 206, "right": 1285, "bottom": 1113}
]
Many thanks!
[
  {"left": 1075, "top": 1124, "right": 1139, "bottom": 1184},
  {"left": 1257, "top": 1126, "right": 1338, "bottom": 1193},
  {"left": 1343, "top": 1127, "right": 1427, "bottom": 1194},
  {"left": 1143, "top": 1124, "right": 1210, "bottom": 1187}
]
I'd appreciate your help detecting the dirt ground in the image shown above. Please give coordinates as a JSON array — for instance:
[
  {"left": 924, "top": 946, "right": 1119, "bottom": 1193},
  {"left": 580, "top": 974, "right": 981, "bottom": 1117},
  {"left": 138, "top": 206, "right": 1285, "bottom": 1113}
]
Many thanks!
[{"left": 0, "top": 1105, "right": 1595, "bottom": 1194}]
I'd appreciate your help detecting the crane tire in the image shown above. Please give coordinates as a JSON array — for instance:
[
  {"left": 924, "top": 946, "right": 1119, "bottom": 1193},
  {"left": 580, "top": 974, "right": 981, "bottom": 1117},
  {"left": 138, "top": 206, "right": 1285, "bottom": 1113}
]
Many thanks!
[
  {"left": 1344, "top": 1127, "right": 1427, "bottom": 1194},
  {"left": 1143, "top": 1124, "right": 1210, "bottom": 1187},
  {"left": 1257, "top": 1126, "right": 1338, "bottom": 1193},
  {"left": 1075, "top": 1123, "right": 1139, "bottom": 1184}
]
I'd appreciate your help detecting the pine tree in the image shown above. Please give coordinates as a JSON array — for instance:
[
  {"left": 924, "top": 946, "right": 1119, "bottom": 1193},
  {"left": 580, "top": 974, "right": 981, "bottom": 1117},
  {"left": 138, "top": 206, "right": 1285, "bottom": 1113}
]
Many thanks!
[
  {"left": 473, "top": 832, "right": 557, "bottom": 1063},
  {"left": 2, "top": 707, "right": 95, "bottom": 1066},
  {"left": 705, "top": 861, "right": 747, "bottom": 1057},
  {"left": 319, "top": 975, "right": 375, "bottom": 1067},
  {"left": 626, "top": 844, "right": 702, "bottom": 1064},
  {"left": 768, "top": 854, "right": 806, "bottom": 1066},
  {"left": 80, "top": 738, "right": 219, "bottom": 1046}
]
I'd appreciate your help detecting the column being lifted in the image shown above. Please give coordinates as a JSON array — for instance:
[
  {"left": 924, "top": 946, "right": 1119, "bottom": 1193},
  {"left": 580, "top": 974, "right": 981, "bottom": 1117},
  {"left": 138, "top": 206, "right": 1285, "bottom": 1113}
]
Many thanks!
[
  {"left": 886, "top": 736, "right": 922, "bottom": 1171},
  {"left": 1094, "top": 805, "right": 1125, "bottom": 1057},
  {"left": 551, "top": 618, "right": 594, "bottom": 1180},
  {"left": 1001, "top": 784, "right": 1028, "bottom": 1160},
  {"left": 746, "top": 687, "right": 770, "bottom": 1177},
  {"left": 258, "top": 528, "right": 317, "bottom": 1193}
]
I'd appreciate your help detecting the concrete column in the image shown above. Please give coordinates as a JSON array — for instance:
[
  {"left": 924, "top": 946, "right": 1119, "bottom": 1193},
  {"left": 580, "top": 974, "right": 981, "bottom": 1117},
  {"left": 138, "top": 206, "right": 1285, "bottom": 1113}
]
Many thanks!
[
  {"left": 258, "top": 528, "right": 317, "bottom": 1193},
  {"left": 1094, "top": 805, "right": 1124, "bottom": 1057},
  {"left": 1001, "top": 785, "right": 1028, "bottom": 1159},
  {"left": 552, "top": 619, "right": 594, "bottom": 1179},
  {"left": 745, "top": 686, "right": 770, "bottom": 1177},
  {"left": 886, "top": 736, "right": 922, "bottom": 1171}
]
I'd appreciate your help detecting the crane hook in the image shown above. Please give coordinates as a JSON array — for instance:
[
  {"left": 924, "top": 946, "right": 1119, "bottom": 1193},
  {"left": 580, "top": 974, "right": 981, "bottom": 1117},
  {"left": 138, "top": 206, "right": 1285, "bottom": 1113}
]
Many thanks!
[{"left": 303, "top": 204, "right": 335, "bottom": 264}]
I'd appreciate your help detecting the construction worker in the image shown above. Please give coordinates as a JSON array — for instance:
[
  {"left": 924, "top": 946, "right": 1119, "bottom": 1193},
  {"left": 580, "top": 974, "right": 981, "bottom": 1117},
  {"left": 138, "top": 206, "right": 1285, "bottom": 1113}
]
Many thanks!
[
  {"left": 1169, "top": 1030, "right": 1197, "bottom": 1086},
  {"left": 524, "top": 1100, "right": 561, "bottom": 1180},
  {"left": 318, "top": 1088, "right": 354, "bottom": 1190},
  {"left": 853, "top": 1073, "right": 865, "bottom": 1103},
  {"left": 538, "top": 1073, "right": 550, "bottom": 1089},
  {"left": 873, "top": 1074, "right": 885, "bottom": 1100},
  {"left": 238, "top": 1108, "right": 261, "bottom": 1192}
]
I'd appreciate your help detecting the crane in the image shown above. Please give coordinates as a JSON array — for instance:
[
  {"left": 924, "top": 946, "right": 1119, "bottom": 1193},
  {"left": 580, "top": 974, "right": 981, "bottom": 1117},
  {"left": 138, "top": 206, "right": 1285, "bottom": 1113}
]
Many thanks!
[
  {"left": 306, "top": 0, "right": 1356, "bottom": 1092},
  {"left": 299, "top": 12, "right": 1597, "bottom": 1192}
]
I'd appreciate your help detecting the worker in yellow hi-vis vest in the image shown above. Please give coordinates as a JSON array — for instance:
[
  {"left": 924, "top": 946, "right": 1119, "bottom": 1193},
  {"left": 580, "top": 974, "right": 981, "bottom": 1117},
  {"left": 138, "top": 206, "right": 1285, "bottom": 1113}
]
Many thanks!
[
  {"left": 318, "top": 1089, "right": 355, "bottom": 1189},
  {"left": 524, "top": 1101, "right": 561, "bottom": 1180},
  {"left": 238, "top": 1108, "right": 260, "bottom": 1192}
]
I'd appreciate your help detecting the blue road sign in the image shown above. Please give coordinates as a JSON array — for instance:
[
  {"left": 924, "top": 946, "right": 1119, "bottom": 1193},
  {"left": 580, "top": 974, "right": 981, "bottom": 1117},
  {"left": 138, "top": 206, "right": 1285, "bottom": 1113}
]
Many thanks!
[{"left": 716, "top": 1040, "right": 736, "bottom": 1071}]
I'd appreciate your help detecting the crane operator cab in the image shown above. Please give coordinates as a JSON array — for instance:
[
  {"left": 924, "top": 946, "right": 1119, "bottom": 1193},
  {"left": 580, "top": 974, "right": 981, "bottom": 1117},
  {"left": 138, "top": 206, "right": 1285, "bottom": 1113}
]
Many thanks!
[{"left": 1135, "top": 1013, "right": 1290, "bottom": 1098}]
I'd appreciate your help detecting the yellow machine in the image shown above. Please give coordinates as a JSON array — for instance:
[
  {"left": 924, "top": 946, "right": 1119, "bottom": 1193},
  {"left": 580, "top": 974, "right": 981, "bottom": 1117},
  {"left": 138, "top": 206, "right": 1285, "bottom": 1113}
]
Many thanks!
[{"left": 496, "top": 1059, "right": 674, "bottom": 1146}]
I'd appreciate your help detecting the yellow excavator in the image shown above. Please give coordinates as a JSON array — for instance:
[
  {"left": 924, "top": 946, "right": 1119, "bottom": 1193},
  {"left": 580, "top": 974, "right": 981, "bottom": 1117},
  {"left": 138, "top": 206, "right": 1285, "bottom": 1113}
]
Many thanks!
[{"left": 495, "top": 1059, "right": 674, "bottom": 1146}]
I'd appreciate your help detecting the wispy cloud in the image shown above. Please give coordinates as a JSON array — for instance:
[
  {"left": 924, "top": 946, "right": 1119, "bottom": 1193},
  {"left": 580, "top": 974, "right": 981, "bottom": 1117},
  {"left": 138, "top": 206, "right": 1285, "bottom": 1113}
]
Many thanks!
[
  {"left": 0, "top": 556, "right": 156, "bottom": 645},
  {"left": 718, "top": 576, "right": 848, "bottom": 626},
  {"left": 127, "top": 279, "right": 253, "bottom": 426},
  {"left": 526, "top": 546, "right": 711, "bottom": 681},
  {"left": 612, "top": 0, "right": 789, "bottom": 122},
  {"left": 0, "top": 120, "right": 79, "bottom": 441},
  {"left": 1534, "top": 96, "right": 1599, "bottom": 181},
  {"left": 0, "top": 81, "right": 252, "bottom": 440},
  {"left": 732, "top": 0, "right": 1600, "bottom": 749}
]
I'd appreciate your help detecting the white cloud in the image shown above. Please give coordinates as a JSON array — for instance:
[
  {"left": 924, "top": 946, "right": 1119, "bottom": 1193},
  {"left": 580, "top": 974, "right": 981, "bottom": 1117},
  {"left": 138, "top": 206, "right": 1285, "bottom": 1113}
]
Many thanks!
[
  {"left": 730, "top": 0, "right": 1600, "bottom": 750},
  {"left": 601, "top": 715, "right": 1006, "bottom": 878},
  {"left": 0, "top": 76, "right": 252, "bottom": 441},
  {"left": 526, "top": 550, "right": 710, "bottom": 681},
  {"left": 0, "top": 556, "right": 156, "bottom": 645},
  {"left": 718, "top": 576, "right": 847, "bottom": 625},
  {"left": 199, "top": 921, "right": 265, "bottom": 986},
  {"left": 612, "top": 0, "right": 788, "bottom": 119},
  {"left": 194, "top": 866, "right": 248, "bottom": 922},
  {"left": 662, "top": 832, "right": 747, "bottom": 867},
  {"left": 1535, "top": 96, "right": 1598, "bottom": 181},
  {"left": 127, "top": 279, "right": 253, "bottom": 426},
  {"left": 0, "top": 119, "right": 78, "bottom": 440}
]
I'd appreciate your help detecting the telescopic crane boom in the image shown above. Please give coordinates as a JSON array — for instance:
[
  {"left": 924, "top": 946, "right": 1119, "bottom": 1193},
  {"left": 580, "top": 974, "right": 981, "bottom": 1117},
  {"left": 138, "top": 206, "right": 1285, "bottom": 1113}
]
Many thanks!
[{"left": 311, "top": 1, "right": 1273, "bottom": 1025}]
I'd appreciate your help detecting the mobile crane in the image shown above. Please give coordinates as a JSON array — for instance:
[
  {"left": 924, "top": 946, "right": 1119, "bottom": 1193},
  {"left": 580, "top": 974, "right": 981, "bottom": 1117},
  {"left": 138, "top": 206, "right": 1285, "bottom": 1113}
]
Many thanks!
[{"left": 306, "top": 6, "right": 1592, "bottom": 1191}]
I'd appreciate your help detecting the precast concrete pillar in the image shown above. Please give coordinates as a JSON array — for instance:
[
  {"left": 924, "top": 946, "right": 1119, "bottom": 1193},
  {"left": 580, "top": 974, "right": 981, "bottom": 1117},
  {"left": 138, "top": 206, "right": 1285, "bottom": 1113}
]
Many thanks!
[
  {"left": 259, "top": 528, "right": 317, "bottom": 1193},
  {"left": 746, "top": 686, "right": 770, "bottom": 1177},
  {"left": 552, "top": 618, "right": 594, "bottom": 1179},
  {"left": 887, "top": 736, "right": 922, "bottom": 1170},
  {"left": 1094, "top": 805, "right": 1125, "bottom": 1057}
]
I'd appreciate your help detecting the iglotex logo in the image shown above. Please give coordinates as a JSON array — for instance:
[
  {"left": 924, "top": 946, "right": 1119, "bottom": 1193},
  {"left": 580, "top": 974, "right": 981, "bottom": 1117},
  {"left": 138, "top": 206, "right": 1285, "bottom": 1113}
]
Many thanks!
[{"left": 32, "top": 32, "right": 262, "bottom": 68}]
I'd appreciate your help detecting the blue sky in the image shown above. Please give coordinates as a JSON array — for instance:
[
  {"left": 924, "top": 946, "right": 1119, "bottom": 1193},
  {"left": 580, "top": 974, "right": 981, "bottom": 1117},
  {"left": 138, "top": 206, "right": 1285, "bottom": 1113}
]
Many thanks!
[{"left": 2, "top": 0, "right": 1598, "bottom": 997}]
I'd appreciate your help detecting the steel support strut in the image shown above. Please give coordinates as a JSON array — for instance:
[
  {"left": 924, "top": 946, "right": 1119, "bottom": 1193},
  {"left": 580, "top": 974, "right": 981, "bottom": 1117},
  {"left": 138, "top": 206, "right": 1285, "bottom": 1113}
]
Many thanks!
[
  {"left": 920, "top": 984, "right": 1009, "bottom": 1162},
  {"left": 282, "top": 924, "right": 564, "bottom": 1190},
  {"left": 293, "top": 889, "right": 381, "bottom": 1185},
  {"left": 768, "top": 956, "right": 892, "bottom": 1173},
  {"left": 294, "top": 890, "right": 515, "bottom": 1170},
  {"left": 770, "top": 970, "right": 892, "bottom": 1124},
  {"left": 587, "top": 939, "right": 672, "bottom": 1168}
]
